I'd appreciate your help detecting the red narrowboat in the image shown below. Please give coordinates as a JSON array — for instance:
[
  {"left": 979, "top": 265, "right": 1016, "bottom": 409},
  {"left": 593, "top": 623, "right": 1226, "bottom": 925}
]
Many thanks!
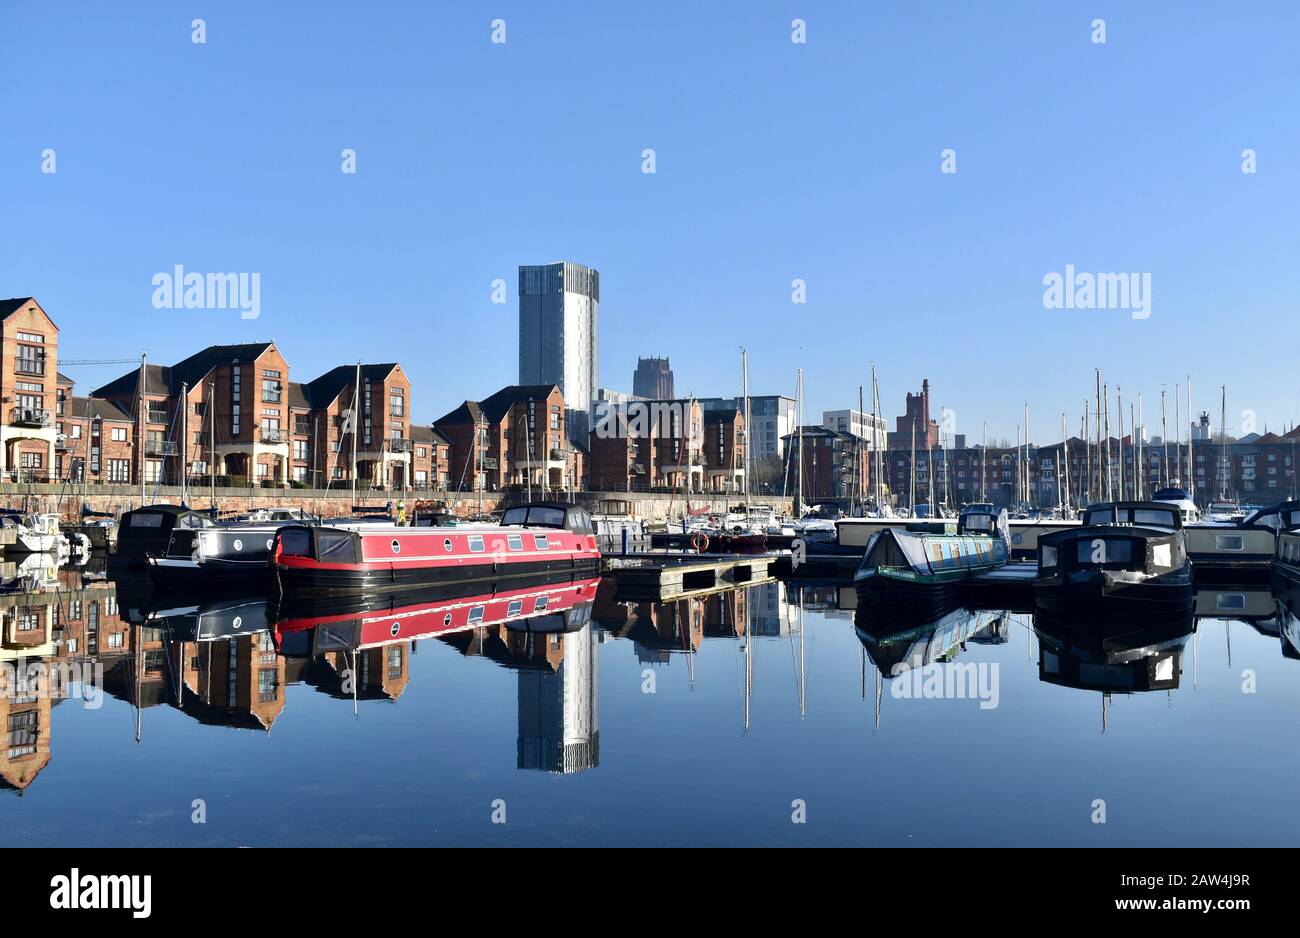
[{"left": 272, "top": 501, "right": 602, "bottom": 595}]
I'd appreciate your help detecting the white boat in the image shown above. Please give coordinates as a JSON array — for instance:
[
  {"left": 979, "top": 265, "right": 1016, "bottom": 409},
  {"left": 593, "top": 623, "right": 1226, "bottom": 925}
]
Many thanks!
[
  {"left": 1152, "top": 482, "right": 1201, "bottom": 524},
  {"left": 1204, "top": 499, "right": 1246, "bottom": 523},
  {"left": 0, "top": 511, "right": 66, "bottom": 554}
]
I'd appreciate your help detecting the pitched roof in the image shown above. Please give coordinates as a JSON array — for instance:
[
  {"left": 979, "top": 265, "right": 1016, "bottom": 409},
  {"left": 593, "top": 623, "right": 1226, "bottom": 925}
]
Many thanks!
[
  {"left": 434, "top": 385, "right": 559, "bottom": 427},
  {"left": 69, "top": 396, "right": 134, "bottom": 421},
  {"left": 410, "top": 425, "right": 434, "bottom": 443},
  {"left": 305, "top": 363, "right": 398, "bottom": 409},
  {"left": 56, "top": 372, "right": 75, "bottom": 387},
  {"left": 434, "top": 399, "right": 485, "bottom": 427},
  {"left": 0, "top": 297, "right": 36, "bottom": 318},
  {"left": 288, "top": 381, "right": 312, "bottom": 410},
  {"left": 92, "top": 343, "right": 277, "bottom": 398}
]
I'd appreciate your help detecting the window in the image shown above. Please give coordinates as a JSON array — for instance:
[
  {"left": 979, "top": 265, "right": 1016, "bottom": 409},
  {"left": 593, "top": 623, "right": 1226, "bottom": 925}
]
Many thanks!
[
  {"left": 262, "top": 378, "right": 281, "bottom": 403},
  {"left": 108, "top": 459, "right": 130, "bottom": 482},
  {"left": 507, "top": 534, "right": 523, "bottom": 551},
  {"left": 468, "top": 535, "right": 485, "bottom": 552},
  {"left": 507, "top": 600, "right": 523, "bottom": 617},
  {"left": 258, "top": 668, "right": 279, "bottom": 702},
  {"left": 111, "top": 427, "right": 127, "bottom": 442},
  {"left": 533, "top": 534, "right": 549, "bottom": 550}
]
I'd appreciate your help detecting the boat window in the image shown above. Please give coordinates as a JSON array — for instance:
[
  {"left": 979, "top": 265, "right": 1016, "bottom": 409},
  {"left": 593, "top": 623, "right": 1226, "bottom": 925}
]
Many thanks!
[
  {"left": 129, "top": 513, "right": 166, "bottom": 528},
  {"left": 468, "top": 535, "right": 485, "bottom": 553},
  {"left": 534, "top": 534, "right": 549, "bottom": 550},
  {"left": 507, "top": 600, "right": 523, "bottom": 617},
  {"left": 503, "top": 507, "right": 529, "bottom": 526},
  {"left": 278, "top": 528, "right": 312, "bottom": 557},
  {"left": 1132, "top": 509, "right": 1176, "bottom": 527},
  {"left": 1215, "top": 534, "right": 1245, "bottom": 552},
  {"left": 1215, "top": 593, "right": 1247, "bottom": 611},
  {"left": 468, "top": 606, "right": 485, "bottom": 625},
  {"left": 1040, "top": 545, "right": 1057, "bottom": 569},
  {"left": 507, "top": 534, "right": 523, "bottom": 551},
  {"left": 528, "top": 506, "right": 567, "bottom": 528},
  {"left": 535, "top": 596, "right": 548, "bottom": 611},
  {"left": 1077, "top": 539, "right": 1133, "bottom": 566},
  {"left": 1151, "top": 543, "right": 1173, "bottom": 568},
  {"left": 318, "top": 531, "right": 357, "bottom": 562}
]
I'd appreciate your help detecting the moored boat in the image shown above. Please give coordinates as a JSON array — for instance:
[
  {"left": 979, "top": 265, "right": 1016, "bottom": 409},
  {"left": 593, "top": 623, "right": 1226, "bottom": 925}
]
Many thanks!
[
  {"left": 854, "top": 505, "right": 1010, "bottom": 614},
  {"left": 272, "top": 500, "right": 601, "bottom": 596},
  {"left": 147, "top": 523, "right": 286, "bottom": 590},
  {"left": 1034, "top": 501, "right": 1193, "bottom": 620},
  {"left": 113, "top": 504, "right": 213, "bottom": 562}
]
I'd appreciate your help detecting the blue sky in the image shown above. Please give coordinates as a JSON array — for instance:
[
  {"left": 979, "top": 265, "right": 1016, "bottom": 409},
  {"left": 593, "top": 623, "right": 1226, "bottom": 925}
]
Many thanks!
[{"left": 3, "top": 1, "right": 1298, "bottom": 441}]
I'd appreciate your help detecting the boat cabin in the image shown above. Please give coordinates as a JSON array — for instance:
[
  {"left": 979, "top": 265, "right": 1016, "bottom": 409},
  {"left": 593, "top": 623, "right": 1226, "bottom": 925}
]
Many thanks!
[
  {"left": 116, "top": 504, "right": 213, "bottom": 558},
  {"left": 501, "top": 502, "right": 595, "bottom": 534},
  {"left": 1241, "top": 500, "right": 1300, "bottom": 532},
  {"left": 956, "top": 506, "right": 1008, "bottom": 538},
  {"left": 1081, "top": 501, "right": 1183, "bottom": 530}
]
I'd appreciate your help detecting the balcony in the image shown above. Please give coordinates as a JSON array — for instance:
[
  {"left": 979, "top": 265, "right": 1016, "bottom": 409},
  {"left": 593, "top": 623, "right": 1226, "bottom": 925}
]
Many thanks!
[
  {"left": 260, "top": 428, "right": 286, "bottom": 444},
  {"left": 147, "top": 408, "right": 169, "bottom": 424},
  {"left": 386, "top": 438, "right": 413, "bottom": 453},
  {"left": 549, "top": 448, "right": 565, "bottom": 461},
  {"left": 55, "top": 434, "right": 70, "bottom": 451},
  {"left": 144, "top": 440, "right": 178, "bottom": 457},
  {"left": 15, "top": 359, "right": 45, "bottom": 377},
  {"left": 481, "top": 457, "right": 498, "bottom": 470},
  {"left": 9, "top": 407, "right": 50, "bottom": 428}
]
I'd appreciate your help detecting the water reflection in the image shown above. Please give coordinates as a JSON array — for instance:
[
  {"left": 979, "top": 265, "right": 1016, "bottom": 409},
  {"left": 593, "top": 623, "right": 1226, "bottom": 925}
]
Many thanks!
[{"left": 11, "top": 554, "right": 1300, "bottom": 806}]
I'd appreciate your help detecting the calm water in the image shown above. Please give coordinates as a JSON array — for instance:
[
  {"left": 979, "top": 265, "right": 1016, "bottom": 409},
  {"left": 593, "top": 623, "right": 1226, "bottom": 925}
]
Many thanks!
[{"left": 3, "top": 557, "right": 1300, "bottom": 847}]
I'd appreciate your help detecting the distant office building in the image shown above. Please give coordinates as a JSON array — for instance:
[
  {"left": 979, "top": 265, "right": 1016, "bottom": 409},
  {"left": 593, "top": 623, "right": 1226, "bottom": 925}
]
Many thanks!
[
  {"left": 822, "top": 409, "right": 888, "bottom": 451},
  {"left": 632, "top": 357, "right": 674, "bottom": 400},
  {"left": 518, "top": 261, "right": 600, "bottom": 446},
  {"left": 698, "top": 395, "right": 797, "bottom": 460}
]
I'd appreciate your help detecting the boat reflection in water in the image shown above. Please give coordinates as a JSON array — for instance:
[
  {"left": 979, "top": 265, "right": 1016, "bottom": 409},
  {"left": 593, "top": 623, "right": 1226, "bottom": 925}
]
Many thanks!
[
  {"left": 853, "top": 599, "right": 1015, "bottom": 728},
  {"left": 272, "top": 575, "right": 602, "bottom": 773},
  {"left": 1034, "top": 611, "right": 1193, "bottom": 698}
]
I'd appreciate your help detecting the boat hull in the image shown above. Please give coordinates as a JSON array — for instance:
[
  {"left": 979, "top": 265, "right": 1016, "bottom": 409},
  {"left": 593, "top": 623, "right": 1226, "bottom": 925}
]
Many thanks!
[
  {"left": 1034, "top": 567, "right": 1193, "bottom": 620},
  {"left": 277, "top": 555, "right": 601, "bottom": 596}
]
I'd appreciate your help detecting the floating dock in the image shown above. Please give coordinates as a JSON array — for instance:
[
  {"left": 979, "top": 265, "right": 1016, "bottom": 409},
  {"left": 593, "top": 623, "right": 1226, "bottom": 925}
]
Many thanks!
[{"left": 605, "top": 553, "right": 778, "bottom": 600}]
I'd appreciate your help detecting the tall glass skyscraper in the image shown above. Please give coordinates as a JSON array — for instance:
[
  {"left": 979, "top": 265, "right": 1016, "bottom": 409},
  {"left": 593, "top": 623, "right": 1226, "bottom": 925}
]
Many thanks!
[{"left": 518, "top": 261, "right": 600, "bottom": 445}]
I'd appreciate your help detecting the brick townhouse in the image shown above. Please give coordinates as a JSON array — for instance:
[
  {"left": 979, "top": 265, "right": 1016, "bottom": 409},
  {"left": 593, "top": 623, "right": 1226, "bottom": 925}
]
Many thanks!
[
  {"left": 588, "top": 398, "right": 705, "bottom": 492},
  {"left": 301, "top": 363, "right": 413, "bottom": 489},
  {"left": 410, "top": 425, "right": 451, "bottom": 490},
  {"left": 435, "top": 384, "right": 578, "bottom": 493},
  {"left": 0, "top": 297, "right": 60, "bottom": 482},
  {"left": 94, "top": 342, "right": 294, "bottom": 487}
]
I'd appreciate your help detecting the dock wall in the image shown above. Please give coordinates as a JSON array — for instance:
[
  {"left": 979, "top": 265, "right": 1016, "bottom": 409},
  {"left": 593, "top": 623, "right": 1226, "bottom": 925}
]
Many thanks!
[{"left": 0, "top": 484, "right": 793, "bottom": 525}]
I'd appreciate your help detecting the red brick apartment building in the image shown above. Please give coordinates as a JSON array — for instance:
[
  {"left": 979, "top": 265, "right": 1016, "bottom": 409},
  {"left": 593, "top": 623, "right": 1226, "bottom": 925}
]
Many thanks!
[
  {"left": 588, "top": 398, "right": 707, "bottom": 492},
  {"left": 93, "top": 342, "right": 294, "bottom": 487},
  {"left": 782, "top": 426, "right": 871, "bottom": 501},
  {"left": 435, "top": 385, "right": 580, "bottom": 493},
  {"left": 300, "top": 363, "right": 413, "bottom": 489},
  {"left": 410, "top": 425, "right": 451, "bottom": 490},
  {"left": 0, "top": 297, "right": 60, "bottom": 482}
]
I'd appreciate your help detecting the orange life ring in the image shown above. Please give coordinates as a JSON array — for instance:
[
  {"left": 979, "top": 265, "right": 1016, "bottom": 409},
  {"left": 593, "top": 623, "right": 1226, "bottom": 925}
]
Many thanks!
[{"left": 691, "top": 532, "right": 709, "bottom": 553}]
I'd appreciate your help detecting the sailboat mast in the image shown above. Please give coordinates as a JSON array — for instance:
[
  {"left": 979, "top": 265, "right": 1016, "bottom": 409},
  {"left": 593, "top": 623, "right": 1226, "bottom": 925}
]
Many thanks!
[
  {"left": 742, "top": 349, "right": 750, "bottom": 506},
  {"left": 139, "top": 352, "right": 147, "bottom": 506},
  {"left": 796, "top": 368, "right": 804, "bottom": 516},
  {"left": 180, "top": 381, "right": 188, "bottom": 505},
  {"left": 1061, "top": 412, "right": 1070, "bottom": 514},
  {"left": 351, "top": 362, "right": 361, "bottom": 508},
  {"left": 1117, "top": 386, "right": 1125, "bottom": 500},
  {"left": 1186, "top": 377, "right": 1194, "bottom": 503},
  {"left": 1220, "top": 385, "right": 1228, "bottom": 500}
]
